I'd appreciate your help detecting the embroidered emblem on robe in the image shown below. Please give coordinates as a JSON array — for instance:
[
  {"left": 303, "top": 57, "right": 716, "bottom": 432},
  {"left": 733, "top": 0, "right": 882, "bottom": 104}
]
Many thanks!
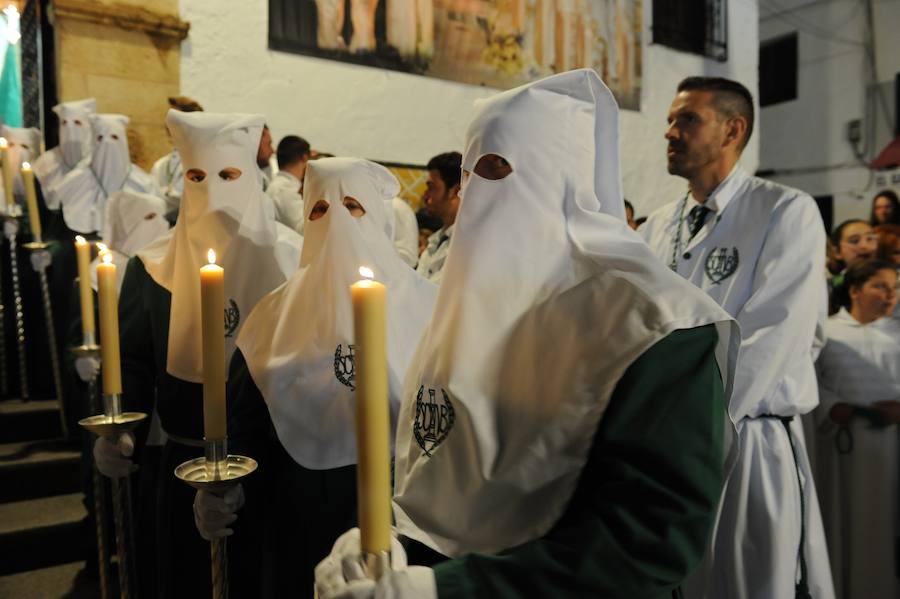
[
  {"left": 414, "top": 386, "right": 455, "bottom": 458},
  {"left": 224, "top": 299, "right": 240, "bottom": 337},
  {"left": 705, "top": 247, "right": 739, "bottom": 284},
  {"left": 333, "top": 344, "right": 356, "bottom": 390}
]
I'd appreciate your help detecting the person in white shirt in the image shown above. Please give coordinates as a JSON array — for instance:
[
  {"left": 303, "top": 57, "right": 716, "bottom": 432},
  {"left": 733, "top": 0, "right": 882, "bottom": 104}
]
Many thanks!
[
  {"left": 814, "top": 259, "right": 900, "bottom": 599},
  {"left": 266, "top": 135, "right": 310, "bottom": 232},
  {"left": 32, "top": 98, "right": 95, "bottom": 206},
  {"left": 640, "top": 76, "right": 835, "bottom": 599},
  {"left": 415, "top": 152, "right": 460, "bottom": 284},
  {"left": 150, "top": 96, "right": 204, "bottom": 222}
]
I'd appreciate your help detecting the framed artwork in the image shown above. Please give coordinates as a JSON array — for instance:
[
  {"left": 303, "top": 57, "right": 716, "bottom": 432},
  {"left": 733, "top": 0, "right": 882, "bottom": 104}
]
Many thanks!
[
  {"left": 270, "top": 0, "right": 642, "bottom": 110},
  {"left": 381, "top": 161, "right": 428, "bottom": 210}
]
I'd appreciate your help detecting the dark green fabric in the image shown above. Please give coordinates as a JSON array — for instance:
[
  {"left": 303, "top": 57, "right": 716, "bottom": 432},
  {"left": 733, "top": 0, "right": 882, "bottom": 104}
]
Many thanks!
[
  {"left": 228, "top": 349, "right": 359, "bottom": 599},
  {"left": 119, "top": 255, "right": 205, "bottom": 439},
  {"left": 431, "top": 325, "right": 726, "bottom": 599},
  {"left": 118, "top": 257, "right": 261, "bottom": 598}
]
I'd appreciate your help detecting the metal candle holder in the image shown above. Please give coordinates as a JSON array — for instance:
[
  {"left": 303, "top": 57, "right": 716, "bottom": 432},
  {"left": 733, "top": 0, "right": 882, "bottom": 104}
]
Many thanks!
[
  {"left": 79, "top": 393, "right": 147, "bottom": 599},
  {"left": 71, "top": 341, "right": 111, "bottom": 599},
  {"left": 24, "top": 238, "right": 67, "bottom": 437},
  {"left": 174, "top": 438, "right": 257, "bottom": 599},
  {"left": 3, "top": 209, "right": 27, "bottom": 400}
]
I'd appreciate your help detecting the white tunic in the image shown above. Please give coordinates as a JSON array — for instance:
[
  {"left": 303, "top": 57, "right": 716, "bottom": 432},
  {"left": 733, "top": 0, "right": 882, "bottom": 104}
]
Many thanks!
[
  {"left": 814, "top": 310, "right": 900, "bottom": 599},
  {"left": 641, "top": 166, "right": 835, "bottom": 599},
  {"left": 150, "top": 150, "right": 184, "bottom": 217},
  {"left": 390, "top": 197, "right": 419, "bottom": 268},
  {"left": 265, "top": 170, "right": 304, "bottom": 232}
]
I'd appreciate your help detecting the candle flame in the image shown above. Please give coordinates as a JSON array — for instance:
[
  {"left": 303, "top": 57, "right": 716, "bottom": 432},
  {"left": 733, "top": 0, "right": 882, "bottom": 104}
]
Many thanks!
[
  {"left": 96, "top": 242, "right": 109, "bottom": 253},
  {"left": 102, "top": 252, "right": 113, "bottom": 265},
  {"left": 359, "top": 266, "right": 374, "bottom": 280},
  {"left": 21, "top": 161, "right": 30, "bottom": 170},
  {"left": 75, "top": 235, "right": 86, "bottom": 244},
  {"left": 208, "top": 249, "right": 216, "bottom": 265},
  {"left": 0, "top": 138, "right": 6, "bottom": 149}
]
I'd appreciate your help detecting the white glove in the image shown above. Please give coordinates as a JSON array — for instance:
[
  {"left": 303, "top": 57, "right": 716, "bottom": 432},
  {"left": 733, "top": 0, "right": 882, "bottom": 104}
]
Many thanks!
[
  {"left": 30, "top": 249, "right": 52, "bottom": 272},
  {"left": 74, "top": 356, "right": 101, "bottom": 382},
  {"left": 92, "top": 433, "right": 136, "bottom": 478},
  {"left": 193, "top": 485, "right": 245, "bottom": 541},
  {"left": 315, "top": 528, "right": 436, "bottom": 599},
  {"left": 3, "top": 219, "right": 18, "bottom": 239}
]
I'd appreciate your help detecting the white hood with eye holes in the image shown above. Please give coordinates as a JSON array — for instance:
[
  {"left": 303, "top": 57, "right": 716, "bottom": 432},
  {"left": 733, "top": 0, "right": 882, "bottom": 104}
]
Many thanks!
[
  {"left": 237, "top": 157, "right": 437, "bottom": 469},
  {"left": 0, "top": 125, "right": 41, "bottom": 205},
  {"left": 54, "top": 114, "right": 158, "bottom": 234},
  {"left": 392, "top": 69, "right": 738, "bottom": 558},
  {"left": 32, "top": 98, "right": 96, "bottom": 206},
  {"left": 138, "top": 109, "right": 302, "bottom": 384}
]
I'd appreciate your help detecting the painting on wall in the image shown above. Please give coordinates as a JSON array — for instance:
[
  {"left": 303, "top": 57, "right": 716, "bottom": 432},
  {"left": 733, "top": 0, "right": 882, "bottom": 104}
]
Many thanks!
[
  {"left": 269, "top": 0, "right": 642, "bottom": 110},
  {"left": 382, "top": 162, "right": 429, "bottom": 210}
]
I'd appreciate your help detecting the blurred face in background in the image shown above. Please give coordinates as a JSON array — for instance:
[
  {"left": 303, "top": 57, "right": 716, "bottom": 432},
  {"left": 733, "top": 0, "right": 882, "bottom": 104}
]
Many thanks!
[
  {"left": 850, "top": 267, "right": 898, "bottom": 321},
  {"left": 874, "top": 195, "right": 896, "bottom": 224},
  {"left": 836, "top": 222, "right": 878, "bottom": 268}
]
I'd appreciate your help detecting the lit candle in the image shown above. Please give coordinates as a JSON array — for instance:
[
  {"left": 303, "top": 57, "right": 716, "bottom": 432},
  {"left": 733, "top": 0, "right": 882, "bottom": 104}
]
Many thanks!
[
  {"left": 97, "top": 251, "right": 121, "bottom": 395},
  {"left": 21, "top": 162, "right": 41, "bottom": 241},
  {"left": 200, "top": 249, "right": 226, "bottom": 441},
  {"left": 0, "top": 138, "right": 13, "bottom": 209},
  {"left": 350, "top": 266, "right": 391, "bottom": 555},
  {"left": 75, "top": 236, "right": 95, "bottom": 340}
]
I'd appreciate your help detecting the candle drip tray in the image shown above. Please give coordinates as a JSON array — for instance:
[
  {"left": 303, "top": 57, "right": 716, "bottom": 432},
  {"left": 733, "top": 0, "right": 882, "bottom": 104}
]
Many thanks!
[
  {"left": 175, "top": 455, "right": 258, "bottom": 493},
  {"left": 78, "top": 412, "right": 148, "bottom": 437}
]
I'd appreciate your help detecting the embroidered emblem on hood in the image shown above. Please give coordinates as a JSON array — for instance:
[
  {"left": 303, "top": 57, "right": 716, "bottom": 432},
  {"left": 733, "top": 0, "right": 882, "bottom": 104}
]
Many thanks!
[
  {"left": 224, "top": 299, "right": 240, "bottom": 337},
  {"left": 705, "top": 247, "right": 739, "bottom": 285},
  {"left": 334, "top": 344, "right": 356, "bottom": 390},
  {"left": 414, "top": 386, "right": 455, "bottom": 457}
]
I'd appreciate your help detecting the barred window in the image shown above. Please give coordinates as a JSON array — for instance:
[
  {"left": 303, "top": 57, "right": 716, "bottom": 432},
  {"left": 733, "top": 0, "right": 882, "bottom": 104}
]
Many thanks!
[{"left": 652, "top": 0, "right": 728, "bottom": 62}]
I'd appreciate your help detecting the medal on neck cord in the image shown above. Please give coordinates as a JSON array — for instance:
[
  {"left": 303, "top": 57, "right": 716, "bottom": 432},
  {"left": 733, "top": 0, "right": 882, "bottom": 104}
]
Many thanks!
[{"left": 669, "top": 191, "right": 692, "bottom": 271}]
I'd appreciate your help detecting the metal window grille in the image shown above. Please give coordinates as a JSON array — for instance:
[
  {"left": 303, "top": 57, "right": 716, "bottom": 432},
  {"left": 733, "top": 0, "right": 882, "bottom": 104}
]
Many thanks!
[{"left": 653, "top": 0, "right": 728, "bottom": 62}]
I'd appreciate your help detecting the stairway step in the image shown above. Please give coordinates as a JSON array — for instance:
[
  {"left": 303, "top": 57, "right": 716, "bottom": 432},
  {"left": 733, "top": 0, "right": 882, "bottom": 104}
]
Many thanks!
[
  {"left": 0, "top": 493, "right": 89, "bottom": 575},
  {"left": 0, "top": 561, "right": 109, "bottom": 598},
  {"left": 0, "top": 399, "right": 62, "bottom": 444},
  {"left": 0, "top": 439, "right": 81, "bottom": 502}
]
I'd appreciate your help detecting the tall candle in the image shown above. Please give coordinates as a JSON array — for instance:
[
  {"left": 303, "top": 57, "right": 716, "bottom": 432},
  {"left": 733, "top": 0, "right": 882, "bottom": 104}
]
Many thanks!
[
  {"left": 97, "top": 252, "right": 121, "bottom": 395},
  {"left": 0, "top": 138, "right": 13, "bottom": 209},
  {"left": 75, "top": 236, "right": 96, "bottom": 339},
  {"left": 350, "top": 266, "right": 391, "bottom": 555},
  {"left": 20, "top": 162, "right": 41, "bottom": 241},
  {"left": 200, "top": 249, "right": 226, "bottom": 441}
]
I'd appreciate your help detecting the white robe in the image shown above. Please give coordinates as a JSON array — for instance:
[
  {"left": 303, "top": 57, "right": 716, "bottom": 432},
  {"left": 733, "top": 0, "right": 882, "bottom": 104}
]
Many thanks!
[
  {"left": 265, "top": 170, "right": 304, "bottom": 232},
  {"left": 390, "top": 197, "right": 418, "bottom": 268},
  {"left": 641, "top": 166, "right": 835, "bottom": 599},
  {"left": 814, "top": 310, "right": 900, "bottom": 599},
  {"left": 150, "top": 150, "right": 184, "bottom": 217}
]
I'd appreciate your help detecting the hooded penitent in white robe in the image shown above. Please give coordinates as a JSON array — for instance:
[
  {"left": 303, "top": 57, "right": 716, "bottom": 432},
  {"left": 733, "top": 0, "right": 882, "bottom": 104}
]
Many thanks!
[
  {"left": 0, "top": 125, "right": 41, "bottom": 207},
  {"left": 393, "top": 69, "right": 737, "bottom": 559},
  {"left": 32, "top": 98, "right": 96, "bottom": 205},
  {"left": 138, "top": 109, "right": 301, "bottom": 384},
  {"left": 814, "top": 309, "right": 900, "bottom": 599},
  {"left": 237, "top": 157, "right": 436, "bottom": 470},
  {"left": 89, "top": 190, "right": 170, "bottom": 293},
  {"left": 54, "top": 114, "right": 159, "bottom": 234}
]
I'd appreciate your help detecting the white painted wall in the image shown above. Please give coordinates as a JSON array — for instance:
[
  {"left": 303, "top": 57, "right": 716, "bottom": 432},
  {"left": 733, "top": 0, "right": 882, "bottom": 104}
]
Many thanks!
[
  {"left": 759, "top": 0, "right": 899, "bottom": 226},
  {"left": 180, "top": 0, "right": 758, "bottom": 217}
]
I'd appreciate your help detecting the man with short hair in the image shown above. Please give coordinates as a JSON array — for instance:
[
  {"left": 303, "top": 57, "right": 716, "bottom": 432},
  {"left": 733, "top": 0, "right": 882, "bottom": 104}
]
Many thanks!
[
  {"left": 267, "top": 135, "right": 311, "bottom": 231},
  {"left": 641, "top": 77, "right": 835, "bottom": 599},
  {"left": 415, "top": 151, "right": 461, "bottom": 283}
]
